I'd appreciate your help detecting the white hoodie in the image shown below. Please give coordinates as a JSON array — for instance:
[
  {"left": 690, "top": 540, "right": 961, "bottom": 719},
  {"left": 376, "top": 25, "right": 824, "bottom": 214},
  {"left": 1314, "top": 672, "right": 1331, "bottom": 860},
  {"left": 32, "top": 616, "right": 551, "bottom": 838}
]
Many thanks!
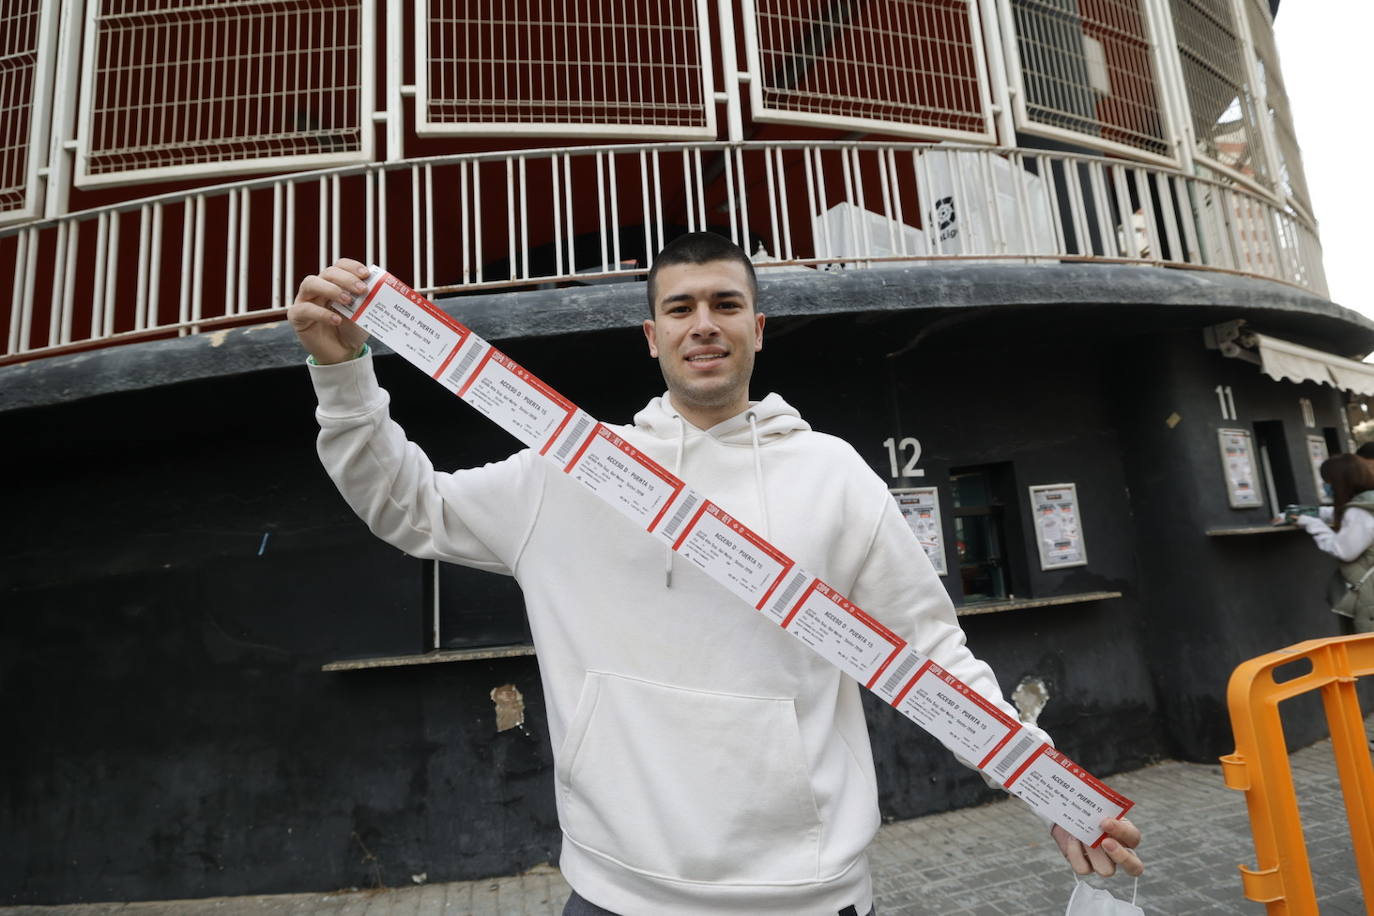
[{"left": 311, "top": 354, "right": 1046, "bottom": 916}]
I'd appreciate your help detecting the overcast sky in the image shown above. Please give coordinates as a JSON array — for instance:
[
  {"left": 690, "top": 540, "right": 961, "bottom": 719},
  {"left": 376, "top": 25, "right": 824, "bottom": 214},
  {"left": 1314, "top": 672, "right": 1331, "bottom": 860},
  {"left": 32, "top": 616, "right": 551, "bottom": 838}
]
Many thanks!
[{"left": 1273, "top": 1, "right": 1374, "bottom": 325}]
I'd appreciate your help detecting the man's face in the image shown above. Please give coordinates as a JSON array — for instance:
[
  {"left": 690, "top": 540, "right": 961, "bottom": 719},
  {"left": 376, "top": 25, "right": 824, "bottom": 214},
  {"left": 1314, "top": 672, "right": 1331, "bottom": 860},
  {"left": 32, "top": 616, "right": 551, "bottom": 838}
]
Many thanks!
[{"left": 643, "top": 259, "right": 765, "bottom": 423}]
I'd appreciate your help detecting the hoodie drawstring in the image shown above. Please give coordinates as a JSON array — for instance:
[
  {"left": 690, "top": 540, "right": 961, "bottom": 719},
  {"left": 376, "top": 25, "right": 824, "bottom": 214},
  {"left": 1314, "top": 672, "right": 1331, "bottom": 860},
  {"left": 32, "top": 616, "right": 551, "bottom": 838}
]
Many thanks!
[
  {"left": 665, "top": 413, "right": 687, "bottom": 587},
  {"left": 662, "top": 409, "right": 772, "bottom": 588},
  {"left": 747, "top": 411, "right": 771, "bottom": 540}
]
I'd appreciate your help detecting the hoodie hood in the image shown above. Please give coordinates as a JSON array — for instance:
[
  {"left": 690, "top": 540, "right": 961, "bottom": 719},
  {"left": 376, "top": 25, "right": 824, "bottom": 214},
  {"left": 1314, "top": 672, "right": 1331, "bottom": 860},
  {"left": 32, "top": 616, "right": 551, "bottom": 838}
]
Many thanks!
[{"left": 633, "top": 391, "right": 811, "bottom": 444}]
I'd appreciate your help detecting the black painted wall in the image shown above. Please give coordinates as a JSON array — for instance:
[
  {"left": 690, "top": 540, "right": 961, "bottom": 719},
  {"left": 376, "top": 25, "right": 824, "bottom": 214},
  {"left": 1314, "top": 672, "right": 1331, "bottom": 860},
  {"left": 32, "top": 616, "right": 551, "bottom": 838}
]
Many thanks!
[
  {"left": 1114, "top": 331, "right": 1352, "bottom": 761},
  {"left": 0, "top": 298, "right": 1350, "bottom": 903}
]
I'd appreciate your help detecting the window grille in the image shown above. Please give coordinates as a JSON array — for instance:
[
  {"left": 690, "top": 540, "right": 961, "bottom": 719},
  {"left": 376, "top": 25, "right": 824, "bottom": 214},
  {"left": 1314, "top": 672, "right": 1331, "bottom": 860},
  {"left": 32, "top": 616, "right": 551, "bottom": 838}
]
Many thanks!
[
  {"left": 745, "top": 0, "right": 994, "bottom": 141},
  {"left": 1240, "top": 0, "right": 1309, "bottom": 213},
  {"left": 0, "top": 0, "right": 44, "bottom": 218},
  {"left": 78, "top": 0, "right": 371, "bottom": 185},
  {"left": 1007, "top": 0, "right": 1170, "bottom": 159},
  {"left": 419, "top": 0, "right": 713, "bottom": 136},
  {"left": 1168, "top": 0, "right": 1268, "bottom": 187}
]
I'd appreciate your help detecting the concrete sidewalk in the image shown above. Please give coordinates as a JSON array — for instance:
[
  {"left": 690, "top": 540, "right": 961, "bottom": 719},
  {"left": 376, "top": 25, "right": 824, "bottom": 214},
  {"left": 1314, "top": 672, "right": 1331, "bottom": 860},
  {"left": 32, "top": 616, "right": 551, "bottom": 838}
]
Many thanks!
[{"left": 7, "top": 733, "right": 1365, "bottom": 915}]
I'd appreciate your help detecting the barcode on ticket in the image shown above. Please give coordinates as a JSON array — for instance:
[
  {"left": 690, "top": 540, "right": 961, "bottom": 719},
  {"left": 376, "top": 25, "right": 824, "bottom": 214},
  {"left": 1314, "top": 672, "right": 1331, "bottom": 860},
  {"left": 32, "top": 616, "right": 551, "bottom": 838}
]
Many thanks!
[
  {"left": 553, "top": 414, "right": 594, "bottom": 464},
  {"left": 991, "top": 731, "right": 1039, "bottom": 782},
  {"left": 442, "top": 339, "right": 487, "bottom": 392},
  {"left": 657, "top": 493, "right": 701, "bottom": 541},
  {"left": 876, "top": 649, "right": 922, "bottom": 701},
  {"left": 761, "top": 569, "right": 810, "bottom": 622}
]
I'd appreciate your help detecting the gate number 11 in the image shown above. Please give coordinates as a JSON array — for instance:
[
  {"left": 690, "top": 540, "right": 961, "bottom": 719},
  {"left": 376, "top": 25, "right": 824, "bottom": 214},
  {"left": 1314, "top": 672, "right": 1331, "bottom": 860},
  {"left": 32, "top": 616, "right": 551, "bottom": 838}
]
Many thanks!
[{"left": 883, "top": 437, "right": 924, "bottom": 478}]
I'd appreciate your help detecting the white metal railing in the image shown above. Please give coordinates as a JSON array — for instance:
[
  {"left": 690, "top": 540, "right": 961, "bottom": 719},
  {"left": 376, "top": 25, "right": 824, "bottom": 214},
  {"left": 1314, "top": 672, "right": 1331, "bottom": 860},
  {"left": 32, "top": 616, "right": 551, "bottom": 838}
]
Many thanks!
[
  {"left": 2, "top": 0, "right": 1318, "bottom": 232},
  {"left": 1002, "top": 0, "right": 1175, "bottom": 162},
  {"left": 1238, "top": 0, "right": 1310, "bottom": 218},
  {"left": 416, "top": 0, "right": 716, "bottom": 138},
  {"left": 75, "top": 0, "right": 375, "bottom": 186},
  {"left": 1169, "top": 0, "right": 1267, "bottom": 186},
  {"left": 742, "top": 0, "right": 997, "bottom": 144},
  {"left": 0, "top": 141, "right": 1327, "bottom": 363},
  {"left": 0, "top": 0, "right": 55, "bottom": 222}
]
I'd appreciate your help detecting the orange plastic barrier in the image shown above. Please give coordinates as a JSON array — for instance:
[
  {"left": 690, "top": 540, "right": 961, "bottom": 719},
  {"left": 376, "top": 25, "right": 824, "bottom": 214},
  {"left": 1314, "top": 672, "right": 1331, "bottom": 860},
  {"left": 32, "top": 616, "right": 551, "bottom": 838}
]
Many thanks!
[{"left": 1221, "top": 634, "right": 1374, "bottom": 915}]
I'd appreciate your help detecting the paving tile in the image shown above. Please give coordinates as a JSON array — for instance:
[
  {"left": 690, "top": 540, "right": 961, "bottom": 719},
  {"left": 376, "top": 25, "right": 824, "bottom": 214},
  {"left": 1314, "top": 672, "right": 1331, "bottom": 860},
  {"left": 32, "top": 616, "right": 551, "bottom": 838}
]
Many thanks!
[{"left": 9, "top": 726, "right": 1369, "bottom": 915}]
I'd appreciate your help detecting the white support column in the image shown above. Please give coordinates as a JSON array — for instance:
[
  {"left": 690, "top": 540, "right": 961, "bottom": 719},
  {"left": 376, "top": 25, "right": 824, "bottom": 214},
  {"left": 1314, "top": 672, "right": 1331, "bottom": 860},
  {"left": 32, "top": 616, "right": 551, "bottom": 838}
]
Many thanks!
[
  {"left": 21, "top": 0, "right": 61, "bottom": 219},
  {"left": 977, "top": 0, "right": 1017, "bottom": 147},
  {"left": 43, "top": 0, "right": 87, "bottom": 217},
  {"left": 1143, "top": 0, "right": 1194, "bottom": 175},
  {"left": 716, "top": 0, "right": 744, "bottom": 142},
  {"left": 992, "top": 0, "right": 1028, "bottom": 138},
  {"left": 359, "top": 0, "right": 378, "bottom": 161},
  {"left": 386, "top": 0, "right": 404, "bottom": 160}
]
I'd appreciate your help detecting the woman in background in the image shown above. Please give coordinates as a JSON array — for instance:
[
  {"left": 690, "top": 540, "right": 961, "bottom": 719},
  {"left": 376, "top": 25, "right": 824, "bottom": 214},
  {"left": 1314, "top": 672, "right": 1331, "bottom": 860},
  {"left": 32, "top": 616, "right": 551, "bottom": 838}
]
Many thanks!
[{"left": 1294, "top": 453, "right": 1374, "bottom": 633}]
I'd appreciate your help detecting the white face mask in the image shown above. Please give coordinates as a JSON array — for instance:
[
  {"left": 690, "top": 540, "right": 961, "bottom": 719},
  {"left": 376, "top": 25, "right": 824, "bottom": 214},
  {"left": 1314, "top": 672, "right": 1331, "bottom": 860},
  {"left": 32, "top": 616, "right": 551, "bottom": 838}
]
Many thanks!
[{"left": 1064, "top": 878, "right": 1143, "bottom": 916}]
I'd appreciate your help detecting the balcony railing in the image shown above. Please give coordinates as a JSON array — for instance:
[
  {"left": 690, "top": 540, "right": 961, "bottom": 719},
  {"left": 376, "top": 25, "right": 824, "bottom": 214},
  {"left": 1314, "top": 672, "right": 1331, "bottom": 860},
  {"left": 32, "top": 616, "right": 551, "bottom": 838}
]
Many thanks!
[{"left": 0, "top": 141, "right": 1327, "bottom": 364}]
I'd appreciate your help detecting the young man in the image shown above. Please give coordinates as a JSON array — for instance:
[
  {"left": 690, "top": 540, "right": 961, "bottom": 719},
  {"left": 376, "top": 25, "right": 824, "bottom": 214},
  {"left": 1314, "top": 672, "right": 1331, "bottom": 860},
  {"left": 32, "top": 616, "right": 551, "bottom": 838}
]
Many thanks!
[{"left": 290, "top": 233, "right": 1142, "bottom": 915}]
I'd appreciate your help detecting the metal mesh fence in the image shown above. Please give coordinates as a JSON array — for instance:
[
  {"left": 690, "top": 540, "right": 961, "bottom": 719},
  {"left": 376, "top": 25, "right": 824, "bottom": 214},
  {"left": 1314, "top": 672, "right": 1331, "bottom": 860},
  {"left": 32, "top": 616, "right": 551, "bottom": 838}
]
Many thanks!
[
  {"left": 1241, "top": 0, "right": 1309, "bottom": 211},
  {"left": 0, "top": 0, "right": 42, "bottom": 214},
  {"left": 422, "top": 0, "right": 710, "bottom": 132},
  {"left": 1168, "top": 0, "right": 1268, "bottom": 186},
  {"left": 1009, "top": 0, "right": 1169, "bottom": 157},
  {"left": 83, "top": 0, "right": 367, "bottom": 179},
  {"left": 749, "top": 0, "right": 989, "bottom": 136}
]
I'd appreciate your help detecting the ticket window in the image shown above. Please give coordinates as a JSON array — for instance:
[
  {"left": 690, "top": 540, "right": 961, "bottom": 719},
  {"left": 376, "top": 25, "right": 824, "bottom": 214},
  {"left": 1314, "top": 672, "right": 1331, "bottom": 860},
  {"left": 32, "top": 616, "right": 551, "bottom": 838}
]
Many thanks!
[
  {"left": 1322, "top": 427, "right": 1342, "bottom": 458},
  {"left": 1253, "top": 420, "right": 1297, "bottom": 514},
  {"left": 950, "top": 464, "right": 1024, "bottom": 603}
]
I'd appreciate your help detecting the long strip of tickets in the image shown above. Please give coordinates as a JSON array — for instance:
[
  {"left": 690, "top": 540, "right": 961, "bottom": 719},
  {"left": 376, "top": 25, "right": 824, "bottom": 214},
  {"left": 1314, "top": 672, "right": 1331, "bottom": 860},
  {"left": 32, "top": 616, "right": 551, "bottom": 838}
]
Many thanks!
[{"left": 334, "top": 267, "right": 1133, "bottom": 847}]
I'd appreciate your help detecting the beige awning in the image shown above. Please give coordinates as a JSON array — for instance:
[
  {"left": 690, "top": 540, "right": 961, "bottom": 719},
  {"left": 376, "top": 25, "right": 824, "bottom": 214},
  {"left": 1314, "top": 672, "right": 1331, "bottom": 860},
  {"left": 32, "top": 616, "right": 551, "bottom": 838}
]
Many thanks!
[{"left": 1251, "top": 333, "right": 1374, "bottom": 396}]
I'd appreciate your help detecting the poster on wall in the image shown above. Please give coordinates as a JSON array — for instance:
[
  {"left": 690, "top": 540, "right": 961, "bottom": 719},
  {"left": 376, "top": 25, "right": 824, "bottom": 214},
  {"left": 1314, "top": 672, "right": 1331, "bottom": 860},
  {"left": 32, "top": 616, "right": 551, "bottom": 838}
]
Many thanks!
[
  {"left": 1028, "top": 483, "right": 1088, "bottom": 570},
  {"left": 1217, "top": 428, "right": 1264, "bottom": 509},
  {"left": 892, "top": 487, "right": 947, "bottom": 575},
  {"left": 1307, "top": 435, "right": 1331, "bottom": 504}
]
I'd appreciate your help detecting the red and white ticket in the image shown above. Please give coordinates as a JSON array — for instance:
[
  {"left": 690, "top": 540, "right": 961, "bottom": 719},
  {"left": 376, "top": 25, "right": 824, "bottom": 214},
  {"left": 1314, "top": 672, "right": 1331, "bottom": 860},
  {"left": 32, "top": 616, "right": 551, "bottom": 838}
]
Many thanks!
[
  {"left": 331, "top": 267, "right": 1133, "bottom": 846},
  {"left": 672, "top": 502, "right": 795, "bottom": 608},
  {"left": 565, "top": 425, "right": 684, "bottom": 530},
  {"left": 781, "top": 580, "right": 906, "bottom": 688},
  {"left": 1002, "top": 745, "right": 1134, "bottom": 846},
  {"left": 892, "top": 660, "right": 1024, "bottom": 768},
  {"left": 345, "top": 272, "right": 473, "bottom": 379},
  {"left": 455, "top": 348, "right": 578, "bottom": 452}
]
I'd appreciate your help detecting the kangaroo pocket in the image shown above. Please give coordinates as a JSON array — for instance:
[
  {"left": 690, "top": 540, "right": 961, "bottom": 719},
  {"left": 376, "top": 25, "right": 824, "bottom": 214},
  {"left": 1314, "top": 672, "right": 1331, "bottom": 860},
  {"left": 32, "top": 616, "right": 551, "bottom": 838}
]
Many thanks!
[{"left": 556, "top": 670, "right": 823, "bottom": 883}]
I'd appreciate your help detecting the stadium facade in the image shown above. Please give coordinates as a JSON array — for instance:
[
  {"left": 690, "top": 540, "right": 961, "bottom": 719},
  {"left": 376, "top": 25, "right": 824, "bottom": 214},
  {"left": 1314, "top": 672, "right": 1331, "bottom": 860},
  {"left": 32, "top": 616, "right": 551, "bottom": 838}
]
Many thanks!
[{"left": 4, "top": 0, "right": 1373, "bottom": 902}]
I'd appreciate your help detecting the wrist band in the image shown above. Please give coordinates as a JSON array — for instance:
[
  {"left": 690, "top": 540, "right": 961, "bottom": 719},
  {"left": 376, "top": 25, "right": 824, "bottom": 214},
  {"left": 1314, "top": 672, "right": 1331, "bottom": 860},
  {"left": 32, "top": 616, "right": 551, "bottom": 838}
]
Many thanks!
[
  {"left": 334, "top": 266, "right": 1133, "bottom": 847},
  {"left": 307, "top": 343, "right": 368, "bottom": 367}
]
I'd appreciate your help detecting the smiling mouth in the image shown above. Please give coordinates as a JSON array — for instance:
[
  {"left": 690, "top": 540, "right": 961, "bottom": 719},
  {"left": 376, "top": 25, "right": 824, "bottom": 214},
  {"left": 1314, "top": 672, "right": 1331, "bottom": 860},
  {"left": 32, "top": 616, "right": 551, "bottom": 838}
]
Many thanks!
[{"left": 686, "top": 353, "right": 727, "bottom": 362}]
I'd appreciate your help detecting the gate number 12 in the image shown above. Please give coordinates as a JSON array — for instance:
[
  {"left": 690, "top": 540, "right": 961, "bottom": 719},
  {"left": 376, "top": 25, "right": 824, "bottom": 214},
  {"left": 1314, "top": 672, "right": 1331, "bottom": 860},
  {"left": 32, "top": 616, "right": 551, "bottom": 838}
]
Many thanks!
[{"left": 883, "top": 437, "right": 924, "bottom": 478}]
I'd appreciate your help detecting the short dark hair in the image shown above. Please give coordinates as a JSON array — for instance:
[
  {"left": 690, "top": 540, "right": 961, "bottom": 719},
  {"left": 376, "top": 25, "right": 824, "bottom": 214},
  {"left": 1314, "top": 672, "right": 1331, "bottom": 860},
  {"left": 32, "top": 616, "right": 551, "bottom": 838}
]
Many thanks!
[
  {"left": 646, "top": 232, "right": 757, "bottom": 317},
  {"left": 1357, "top": 441, "right": 1374, "bottom": 460}
]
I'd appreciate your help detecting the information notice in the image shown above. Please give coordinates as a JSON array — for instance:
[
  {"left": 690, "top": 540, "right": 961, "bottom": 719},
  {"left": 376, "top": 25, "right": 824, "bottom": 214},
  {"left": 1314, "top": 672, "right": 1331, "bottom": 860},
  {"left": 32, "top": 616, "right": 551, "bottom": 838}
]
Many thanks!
[
  {"left": 1218, "top": 428, "right": 1264, "bottom": 509},
  {"left": 1029, "top": 483, "right": 1088, "bottom": 570},
  {"left": 334, "top": 267, "right": 1133, "bottom": 846}
]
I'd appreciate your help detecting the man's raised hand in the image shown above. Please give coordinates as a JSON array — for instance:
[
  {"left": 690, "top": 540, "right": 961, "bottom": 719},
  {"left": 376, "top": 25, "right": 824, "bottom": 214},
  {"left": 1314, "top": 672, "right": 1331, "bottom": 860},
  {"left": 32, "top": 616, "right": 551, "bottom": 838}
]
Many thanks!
[{"left": 289, "top": 258, "right": 373, "bottom": 365}]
